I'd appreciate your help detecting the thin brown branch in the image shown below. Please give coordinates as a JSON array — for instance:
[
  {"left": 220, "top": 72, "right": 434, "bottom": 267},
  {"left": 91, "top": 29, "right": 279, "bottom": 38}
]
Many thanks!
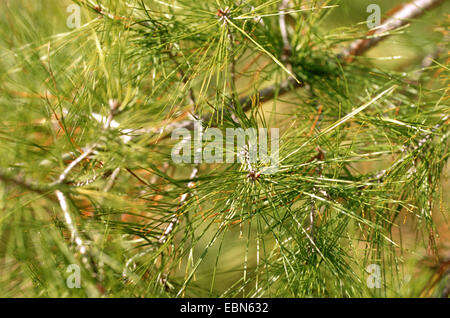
[
  {"left": 0, "top": 169, "right": 52, "bottom": 195},
  {"left": 341, "top": 0, "right": 446, "bottom": 61}
]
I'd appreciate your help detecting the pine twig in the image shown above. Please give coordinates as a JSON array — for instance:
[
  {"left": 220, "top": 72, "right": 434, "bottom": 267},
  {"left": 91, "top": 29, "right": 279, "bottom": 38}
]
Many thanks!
[
  {"left": 52, "top": 99, "right": 120, "bottom": 284},
  {"left": 52, "top": 144, "right": 97, "bottom": 186},
  {"left": 0, "top": 169, "right": 52, "bottom": 195},
  {"left": 341, "top": 0, "right": 446, "bottom": 61},
  {"left": 240, "top": 0, "right": 445, "bottom": 112}
]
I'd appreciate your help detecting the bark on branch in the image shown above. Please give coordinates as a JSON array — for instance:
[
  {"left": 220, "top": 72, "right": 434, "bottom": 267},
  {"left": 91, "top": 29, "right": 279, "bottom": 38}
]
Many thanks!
[{"left": 341, "top": 0, "right": 446, "bottom": 61}]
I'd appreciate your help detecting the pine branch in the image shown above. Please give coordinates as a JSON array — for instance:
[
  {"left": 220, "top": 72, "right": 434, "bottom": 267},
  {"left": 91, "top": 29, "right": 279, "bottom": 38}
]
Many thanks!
[
  {"left": 0, "top": 169, "right": 53, "bottom": 195},
  {"left": 240, "top": 0, "right": 446, "bottom": 113},
  {"left": 341, "top": 0, "right": 446, "bottom": 61},
  {"left": 50, "top": 99, "right": 121, "bottom": 288}
]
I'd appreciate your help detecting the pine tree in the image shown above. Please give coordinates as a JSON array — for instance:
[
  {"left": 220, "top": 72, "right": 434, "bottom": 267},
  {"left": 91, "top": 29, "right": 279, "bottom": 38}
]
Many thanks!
[{"left": 0, "top": 0, "right": 448, "bottom": 297}]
